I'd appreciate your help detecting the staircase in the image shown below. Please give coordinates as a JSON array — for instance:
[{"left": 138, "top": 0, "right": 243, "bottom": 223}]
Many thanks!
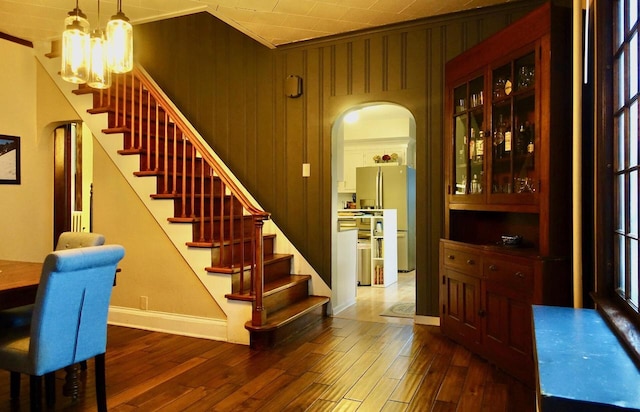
[{"left": 47, "top": 57, "right": 329, "bottom": 348}]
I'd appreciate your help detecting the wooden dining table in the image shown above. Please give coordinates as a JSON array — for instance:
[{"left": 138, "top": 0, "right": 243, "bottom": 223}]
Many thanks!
[{"left": 0, "top": 259, "right": 42, "bottom": 310}]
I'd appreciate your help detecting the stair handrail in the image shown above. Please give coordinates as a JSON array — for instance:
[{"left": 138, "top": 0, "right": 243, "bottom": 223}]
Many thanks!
[
  {"left": 112, "top": 66, "right": 270, "bottom": 327},
  {"left": 132, "top": 66, "right": 268, "bottom": 220}
]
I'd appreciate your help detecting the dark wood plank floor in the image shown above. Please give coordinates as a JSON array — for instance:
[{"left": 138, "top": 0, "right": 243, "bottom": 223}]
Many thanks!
[{"left": 0, "top": 318, "right": 535, "bottom": 411}]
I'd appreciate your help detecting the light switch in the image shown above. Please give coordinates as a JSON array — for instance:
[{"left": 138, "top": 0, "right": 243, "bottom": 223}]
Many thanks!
[{"left": 302, "top": 163, "right": 311, "bottom": 177}]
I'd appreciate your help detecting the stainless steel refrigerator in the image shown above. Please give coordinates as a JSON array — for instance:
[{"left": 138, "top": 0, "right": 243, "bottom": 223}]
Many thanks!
[{"left": 356, "top": 165, "right": 416, "bottom": 271}]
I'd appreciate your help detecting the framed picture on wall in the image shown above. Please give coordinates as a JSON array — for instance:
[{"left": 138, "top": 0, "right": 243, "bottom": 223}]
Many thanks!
[{"left": 0, "top": 135, "right": 21, "bottom": 184}]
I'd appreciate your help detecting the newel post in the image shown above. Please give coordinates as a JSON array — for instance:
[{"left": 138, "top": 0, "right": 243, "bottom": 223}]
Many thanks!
[{"left": 252, "top": 215, "right": 267, "bottom": 326}]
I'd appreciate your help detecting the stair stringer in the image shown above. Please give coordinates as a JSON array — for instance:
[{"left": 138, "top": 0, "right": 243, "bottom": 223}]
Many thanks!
[{"left": 35, "top": 43, "right": 330, "bottom": 344}]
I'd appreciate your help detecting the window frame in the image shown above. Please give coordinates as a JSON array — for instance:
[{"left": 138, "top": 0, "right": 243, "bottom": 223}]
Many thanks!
[{"left": 595, "top": 0, "right": 640, "bottom": 367}]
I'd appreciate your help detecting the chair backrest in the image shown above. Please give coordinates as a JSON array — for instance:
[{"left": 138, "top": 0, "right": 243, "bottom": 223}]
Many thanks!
[
  {"left": 55, "top": 232, "right": 105, "bottom": 251},
  {"left": 29, "top": 245, "right": 125, "bottom": 376}
]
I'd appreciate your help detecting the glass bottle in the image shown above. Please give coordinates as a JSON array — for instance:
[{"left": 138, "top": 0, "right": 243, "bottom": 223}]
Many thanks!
[
  {"left": 504, "top": 119, "right": 512, "bottom": 156},
  {"left": 476, "top": 129, "right": 484, "bottom": 162},
  {"left": 527, "top": 125, "right": 535, "bottom": 159},
  {"left": 493, "top": 114, "right": 505, "bottom": 159},
  {"left": 517, "top": 124, "right": 527, "bottom": 155}
]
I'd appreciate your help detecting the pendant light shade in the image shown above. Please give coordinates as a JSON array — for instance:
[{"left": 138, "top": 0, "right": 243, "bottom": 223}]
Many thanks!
[
  {"left": 61, "top": 4, "right": 90, "bottom": 84},
  {"left": 106, "top": 1, "right": 133, "bottom": 73},
  {"left": 88, "top": 29, "right": 111, "bottom": 89}
]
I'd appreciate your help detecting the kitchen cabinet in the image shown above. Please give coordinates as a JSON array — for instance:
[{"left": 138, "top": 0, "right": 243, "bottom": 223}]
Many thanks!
[
  {"left": 440, "top": 3, "right": 573, "bottom": 386},
  {"left": 339, "top": 143, "right": 412, "bottom": 193}
]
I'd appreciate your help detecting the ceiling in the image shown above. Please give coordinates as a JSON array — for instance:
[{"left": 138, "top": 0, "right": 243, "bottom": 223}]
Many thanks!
[{"left": 0, "top": 0, "right": 517, "bottom": 49}]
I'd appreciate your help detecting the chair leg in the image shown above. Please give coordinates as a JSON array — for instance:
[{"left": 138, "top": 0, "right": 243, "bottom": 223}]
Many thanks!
[
  {"left": 29, "top": 375, "right": 42, "bottom": 412},
  {"left": 10, "top": 371, "right": 20, "bottom": 399},
  {"left": 44, "top": 372, "right": 56, "bottom": 408},
  {"left": 95, "top": 354, "right": 107, "bottom": 412},
  {"left": 62, "top": 363, "right": 79, "bottom": 399}
]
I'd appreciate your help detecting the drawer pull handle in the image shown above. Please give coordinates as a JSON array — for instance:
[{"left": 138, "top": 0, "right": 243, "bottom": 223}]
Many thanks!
[
  {"left": 478, "top": 309, "right": 486, "bottom": 317},
  {"left": 447, "top": 255, "right": 455, "bottom": 260},
  {"left": 515, "top": 271, "right": 525, "bottom": 278},
  {"left": 466, "top": 259, "right": 475, "bottom": 265},
  {"left": 489, "top": 264, "right": 497, "bottom": 271}
]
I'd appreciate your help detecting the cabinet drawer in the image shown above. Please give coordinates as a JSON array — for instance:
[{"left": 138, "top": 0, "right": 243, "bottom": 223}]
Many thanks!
[
  {"left": 442, "top": 246, "right": 481, "bottom": 276},
  {"left": 484, "top": 259, "right": 533, "bottom": 293}
]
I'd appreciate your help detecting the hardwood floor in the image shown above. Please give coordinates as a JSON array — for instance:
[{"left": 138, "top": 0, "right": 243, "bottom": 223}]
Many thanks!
[
  {"left": 0, "top": 274, "right": 536, "bottom": 411},
  {"left": 333, "top": 271, "right": 417, "bottom": 325}
]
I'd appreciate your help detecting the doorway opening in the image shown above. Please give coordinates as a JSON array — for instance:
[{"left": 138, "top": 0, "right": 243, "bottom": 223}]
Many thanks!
[
  {"left": 331, "top": 103, "right": 417, "bottom": 323},
  {"left": 53, "top": 122, "right": 93, "bottom": 247}
]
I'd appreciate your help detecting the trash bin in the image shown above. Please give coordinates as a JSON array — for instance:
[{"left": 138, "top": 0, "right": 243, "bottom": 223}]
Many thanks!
[{"left": 357, "top": 240, "right": 371, "bottom": 286}]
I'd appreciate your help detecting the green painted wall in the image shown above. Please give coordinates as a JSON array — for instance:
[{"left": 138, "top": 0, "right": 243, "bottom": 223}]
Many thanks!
[{"left": 133, "top": 1, "right": 544, "bottom": 316}]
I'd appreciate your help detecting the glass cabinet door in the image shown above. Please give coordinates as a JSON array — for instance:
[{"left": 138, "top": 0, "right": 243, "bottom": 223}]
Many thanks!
[
  {"left": 489, "top": 52, "right": 537, "bottom": 198},
  {"left": 453, "top": 76, "right": 485, "bottom": 196}
]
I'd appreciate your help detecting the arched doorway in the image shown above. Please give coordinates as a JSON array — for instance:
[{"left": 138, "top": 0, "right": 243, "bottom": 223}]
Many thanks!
[{"left": 331, "top": 102, "right": 417, "bottom": 322}]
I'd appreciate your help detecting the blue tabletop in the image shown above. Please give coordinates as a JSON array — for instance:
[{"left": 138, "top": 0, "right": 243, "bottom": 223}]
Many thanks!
[{"left": 533, "top": 305, "right": 640, "bottom": 411}]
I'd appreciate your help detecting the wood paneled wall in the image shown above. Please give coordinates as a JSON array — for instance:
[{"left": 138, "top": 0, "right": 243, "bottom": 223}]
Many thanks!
[{"left": 133, "top": 1, "right": 544, "bottom": 316}]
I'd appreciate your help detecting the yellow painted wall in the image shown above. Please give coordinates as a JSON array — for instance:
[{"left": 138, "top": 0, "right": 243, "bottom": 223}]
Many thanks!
[
  {"left": 92, "top": 142, "right": 224, "bottom": 317},
  {"left": 0, "top": 40, "right": 52, "bottom": 261},
  {"left": 0, "top": 39, "right": 224, "bottom": 321}
]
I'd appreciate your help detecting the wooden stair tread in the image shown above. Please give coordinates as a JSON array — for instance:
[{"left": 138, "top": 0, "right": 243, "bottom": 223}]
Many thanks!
[
  {"left": 103, "top": 126, "right": 130, "bottom": 134},
  {"left": 244, "top": 295, "right": 329, "bottom": 332},
  {"left": 225, "top": 274, "right": 311, "bottom": 301}
]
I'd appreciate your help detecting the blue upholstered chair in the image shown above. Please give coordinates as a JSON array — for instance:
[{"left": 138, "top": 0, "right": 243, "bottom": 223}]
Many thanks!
[
  {"left": 0, "top": 232, "right": 105, "bottom": 329},
  {"left": 54, "top": 231, "right": 106, "bottom": 251},
  {"left": 0, "top": 245, "right": 125, "bottom": 412}
]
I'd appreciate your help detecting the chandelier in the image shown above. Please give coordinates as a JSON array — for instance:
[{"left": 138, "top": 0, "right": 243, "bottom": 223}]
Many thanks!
[{"left": 61, "top": 0, "right": 133, "bottom": 88}]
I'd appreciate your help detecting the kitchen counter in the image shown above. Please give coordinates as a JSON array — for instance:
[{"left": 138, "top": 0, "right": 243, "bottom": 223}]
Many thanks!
[{"left": 333, "top": 228, "right": 357, "bottom": 314}]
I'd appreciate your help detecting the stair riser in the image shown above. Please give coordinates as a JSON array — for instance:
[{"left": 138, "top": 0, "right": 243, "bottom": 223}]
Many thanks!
[
  {"left": 199, "top": 216, "right": 257, "bottom": 245},
  {"left": 210, "top": 233, "right": 276, "bottom": 267},
  {"left": 139, "top": 153, "right": 204, "bottom": 175},
  {"left": 263, "top": 281, "right": 309, "bottom": 314},
  {"left": 124, "top": 133, "right": 187, "bottom": 154},
  {"left": 107, "top": 111, "right": 177, "bottom": 133},
  {"left": 263, "top": 257, "right": 292, "bottom": 285},
  {"left": 230, "top": 251, "right": 287, "bottom": 293},
  {"left": 171, "top": 196, "right": 244, "bottom": 219},
  {"left": 248, "top": 303, "right": 328, "bottom": 350},
  {"left": 92, "top": 88, "right": 162, "bottom": 114},
  {"left": 157, "top": 176, "right": 221, "bottom": 197}
]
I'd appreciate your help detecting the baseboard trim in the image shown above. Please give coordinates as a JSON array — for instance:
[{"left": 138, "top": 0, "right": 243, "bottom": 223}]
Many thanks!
[
  {"left": 414, "top": 315, "right": 440, "bottom": 326},
  {"left": 108, "top": 306, "right": 228, "bottom": 342}
]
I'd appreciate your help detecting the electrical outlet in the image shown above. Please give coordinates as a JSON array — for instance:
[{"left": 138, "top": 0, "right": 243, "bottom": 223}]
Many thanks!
[
  {"left": 140, "top": 296, "right": 148, "bottom": 310},
  {"left": 302, "top": 163, "right": 311, "bottom": 177}
]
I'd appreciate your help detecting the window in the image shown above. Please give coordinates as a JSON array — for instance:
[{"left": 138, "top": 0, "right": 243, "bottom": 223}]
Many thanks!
[
  {"left": 613, "top": 0, "right": 640, "bottom": 313},
  {"left": 597, "top": 0, "right": 640, "bottom": 362}
]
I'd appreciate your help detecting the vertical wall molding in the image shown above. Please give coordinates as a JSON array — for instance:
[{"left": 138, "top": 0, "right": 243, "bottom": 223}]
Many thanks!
[
  {"left": 302, "top": 49, "right": 309, "bottom": 161},
  {"left": 364, "top": 39, "right": 371, "bottom": 94},
  {"left": 330, "top": 45, "right": 337, "bottom": 96},
  {"left": 347, "top": 42, "right": 353, "bottom": 95},
  {"left": 382, "top": 35, "right": 389, "bottom": 91},
  {"left": 401, "top": 32, "right": 408, "bottom": 90}
]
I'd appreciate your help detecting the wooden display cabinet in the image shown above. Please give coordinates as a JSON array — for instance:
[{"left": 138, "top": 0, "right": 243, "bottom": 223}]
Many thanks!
[{"left": 440, "top": 2, "right": 573, "bottom": 386}]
